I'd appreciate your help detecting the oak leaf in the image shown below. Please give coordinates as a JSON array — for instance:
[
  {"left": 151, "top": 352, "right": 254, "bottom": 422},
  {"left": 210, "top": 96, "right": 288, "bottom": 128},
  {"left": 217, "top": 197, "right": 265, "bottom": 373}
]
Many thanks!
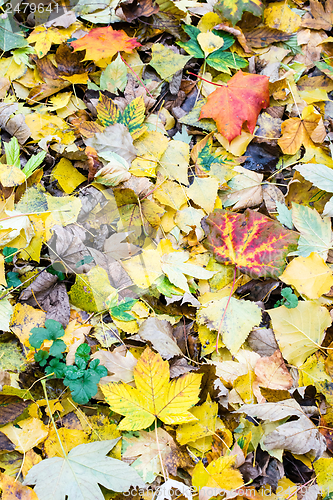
[
  {"left": 101, "top": 347, "right": 202, "bottom": 430},
  {"left": 70, "top": 27, "right": 141, "bottom": 61},
  {"left": 199, "top": 70, "right": 269, "bottom": 142},
  {"left": 202, "top": 209, "right": 299, "bottom": 279}
]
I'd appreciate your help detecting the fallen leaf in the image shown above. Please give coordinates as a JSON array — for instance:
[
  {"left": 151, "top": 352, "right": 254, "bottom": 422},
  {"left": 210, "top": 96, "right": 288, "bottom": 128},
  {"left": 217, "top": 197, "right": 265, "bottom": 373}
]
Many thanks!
[
  {"left": 200, "top": 71, "right": 269, "bottom": 141},
  {"left": 0, "top": 473, "right": 38, "bottom": 500},
  {"left": 70, "top": 27, "right": 141, "bottom": 61},
  {"left": 202, "top": 208, "right": 299, "bottom": 279},
  {"left": 268, "top": 301, "right": 331, "bottom": 366},
  {"left": 278, "top": 105, "right": 326, "bottom": 155},
  {"left": 101, "top": 347, "right": 202, "bottom": 430},
  {"left": 197, "top": 297, "right": 261, "bottom": 355},
  {"left": 0, "top": 418, "right": 48, "bottom": 454},
  {"left": 255, "top": 350, "right": 293, "bottom": 390},
  {"left": 279, "top": 252, "right": 333, "bottom": 299},
  {"left": 24, "top": 439, "right": 144, "bottom": 500},
  {"left": 263, "top": 415, "right": 326, "bottom": 459},
  {"left": 138, "top": 317, "right": 182, "bottom": 359}
]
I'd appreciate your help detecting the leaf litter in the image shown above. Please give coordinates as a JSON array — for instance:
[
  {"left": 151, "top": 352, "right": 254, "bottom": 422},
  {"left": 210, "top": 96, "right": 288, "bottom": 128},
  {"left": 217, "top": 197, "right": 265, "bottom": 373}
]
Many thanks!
[{"left": 1, "top": 0, "right": 333, "bottom": 499}]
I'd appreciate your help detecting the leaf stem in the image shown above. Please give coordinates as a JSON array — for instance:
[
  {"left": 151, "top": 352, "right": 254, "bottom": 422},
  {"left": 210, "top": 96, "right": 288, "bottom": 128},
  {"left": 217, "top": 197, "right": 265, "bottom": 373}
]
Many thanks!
[
  {"left": 215, "top": 265, "right": 237, "bottom": 353},
  {"left": 155, "top": 418, "right": 167, "bottom": 482},
  {"left": 119, "top": 53, "right": 155, "bottom": 99},
  {"left": 187, "top": 72, "right": 226, "bottom": 87},
  {"left": 41, "top": 378, "right": 67, "bottom": 459}
]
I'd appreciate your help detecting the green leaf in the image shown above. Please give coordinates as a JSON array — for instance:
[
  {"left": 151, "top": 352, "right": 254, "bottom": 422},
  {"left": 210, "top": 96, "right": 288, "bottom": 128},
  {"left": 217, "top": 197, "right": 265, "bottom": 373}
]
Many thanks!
[
  {"left": 34, "top": 350, "right": 49, "bottom": 367},
  {"left": 75, "top": 343, "right": 91, "bottom": 364},
  {"left": 75, "top": 255, "right": 94, "bottom": 268},
  {"left": 275, "top": 201, "right": 293, "bottom": 229},
  {"left": 110, "top": 299, "right": 137, "bottom": 321},
  {"left": 65, "top": 369, "right": 101, "bottom": 404},
  {"left": 291, "top": 203, "right": 332, "bottom": 260},
  {"left": 89, "top": 358, "right": 108, "bottom": 378},
  {"left": 214, "top": 0, "right": 264, "bottom": 25},
  {"left": 23, "top": 439, "right": 145, "bottom": 500},
  {"left": 281, "top": 287, "right": 298, "bottom": 309},
  {"left": 45, "top": 358, "right": 66, "bottom": 378},
  {"left": 63, "top": 365, "right": 86, "bottom": 381},
  {"left": 29, "top": 320, "right": 65, "bottom": 349},
  {"left": 207, "top": 50, "right": 248, "bottom": 73},
  {"left": 0, "top": 15, "right": 28, "bottom": 51},
  {"left": 22, "top": 151, "right": 46, "bottom": 178},
  {"left": 49, "top": 339, "right": 66, "bottom": 358},
  {"left": 6, "top": 272, "right": 21, "bottom": 288},
  {"left": 4, "top": 137, "right": 20, "bottom": 168},
  {"left": 3, "top": 247, "right": 18, "bottom": 263}
]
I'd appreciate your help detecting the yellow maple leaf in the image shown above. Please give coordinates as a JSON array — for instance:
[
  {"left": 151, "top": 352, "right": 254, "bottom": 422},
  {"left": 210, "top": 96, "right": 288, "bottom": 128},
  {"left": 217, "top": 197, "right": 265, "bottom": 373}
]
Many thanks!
[{"left": 101, "top": 347, "right": 202, "bottom": 430}]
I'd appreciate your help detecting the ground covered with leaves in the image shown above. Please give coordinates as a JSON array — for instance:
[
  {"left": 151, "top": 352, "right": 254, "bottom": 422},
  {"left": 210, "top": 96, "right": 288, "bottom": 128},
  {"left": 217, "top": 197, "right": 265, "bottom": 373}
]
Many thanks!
[{"left": 1, "top": 0, "right": 333, "bottom": 498}]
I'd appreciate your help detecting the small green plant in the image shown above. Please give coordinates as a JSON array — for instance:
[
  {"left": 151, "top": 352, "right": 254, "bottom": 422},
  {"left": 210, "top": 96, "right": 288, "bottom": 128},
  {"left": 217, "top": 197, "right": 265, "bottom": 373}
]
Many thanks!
[
  {"left": 29, "top": 319, "right": 107, "bottom": 404},
  {"left": 274, "top": 287, "right": 298, "bottom": 309}
]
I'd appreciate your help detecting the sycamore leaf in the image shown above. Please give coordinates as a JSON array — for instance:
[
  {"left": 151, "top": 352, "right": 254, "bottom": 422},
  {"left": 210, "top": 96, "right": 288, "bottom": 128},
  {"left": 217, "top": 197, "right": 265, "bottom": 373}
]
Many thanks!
[
  {"left": 101, "top": 347, "right": 202, "bottom": 430},
  {"left": 291, "top": 203, "right": 332, "bottom": 260},
  {"left": 192, "top": 456, "right": 243, "bottom": 498},
  {"left": 214, "top": 0, "right": 264, "bottom": 25},
  {"left": 23, "top": 439, "right": 145, "bottom": 500},
  {"left": 268, "top": 301, "right": 331, "bottom": 366},
  {"left": 70, "top": 27, "right": 141, "bottom": 61},
  {"left": 203, "top": 209, "right": 299, "bottom": 279},
  {"left": 197, "top": 297, "right": 261, "bottom": 355},
  {"left": 279, "top": 253, "right": 333, "bottom": 299},
  {"left": 199, "top": 71, "right": 269, "bottom": 141}
]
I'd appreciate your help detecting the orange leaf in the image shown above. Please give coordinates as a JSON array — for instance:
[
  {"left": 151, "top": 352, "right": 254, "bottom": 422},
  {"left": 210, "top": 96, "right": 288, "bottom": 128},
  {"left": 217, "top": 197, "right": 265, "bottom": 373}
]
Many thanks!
[
  {"left": 70, "top": 27, "right": 141, "bottom": 61},
  {"left": 199, "top": 70, "right": 269, "bottom": 142},
  {"left": 202, "top": 209, "right": 299, "bottom": 279}
]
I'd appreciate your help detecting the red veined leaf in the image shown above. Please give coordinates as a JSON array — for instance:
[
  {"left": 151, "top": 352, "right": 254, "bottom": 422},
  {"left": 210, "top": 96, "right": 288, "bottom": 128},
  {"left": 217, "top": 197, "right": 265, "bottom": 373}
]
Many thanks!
[{"left": 202, "top": 209, "right": 299, "bottom": 279}]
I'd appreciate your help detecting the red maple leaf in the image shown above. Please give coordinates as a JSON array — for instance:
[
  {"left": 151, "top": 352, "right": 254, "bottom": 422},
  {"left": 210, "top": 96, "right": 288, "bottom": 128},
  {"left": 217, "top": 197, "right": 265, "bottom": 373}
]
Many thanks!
[
  {"left": 199, "top": 70, "right": 270, "bottom": 142},
  {"left": 202, "top": 209, "right": 299, "bottom": 279},
  {"left": 70, "top": 26, "right": 141, "bottom": 61}
]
